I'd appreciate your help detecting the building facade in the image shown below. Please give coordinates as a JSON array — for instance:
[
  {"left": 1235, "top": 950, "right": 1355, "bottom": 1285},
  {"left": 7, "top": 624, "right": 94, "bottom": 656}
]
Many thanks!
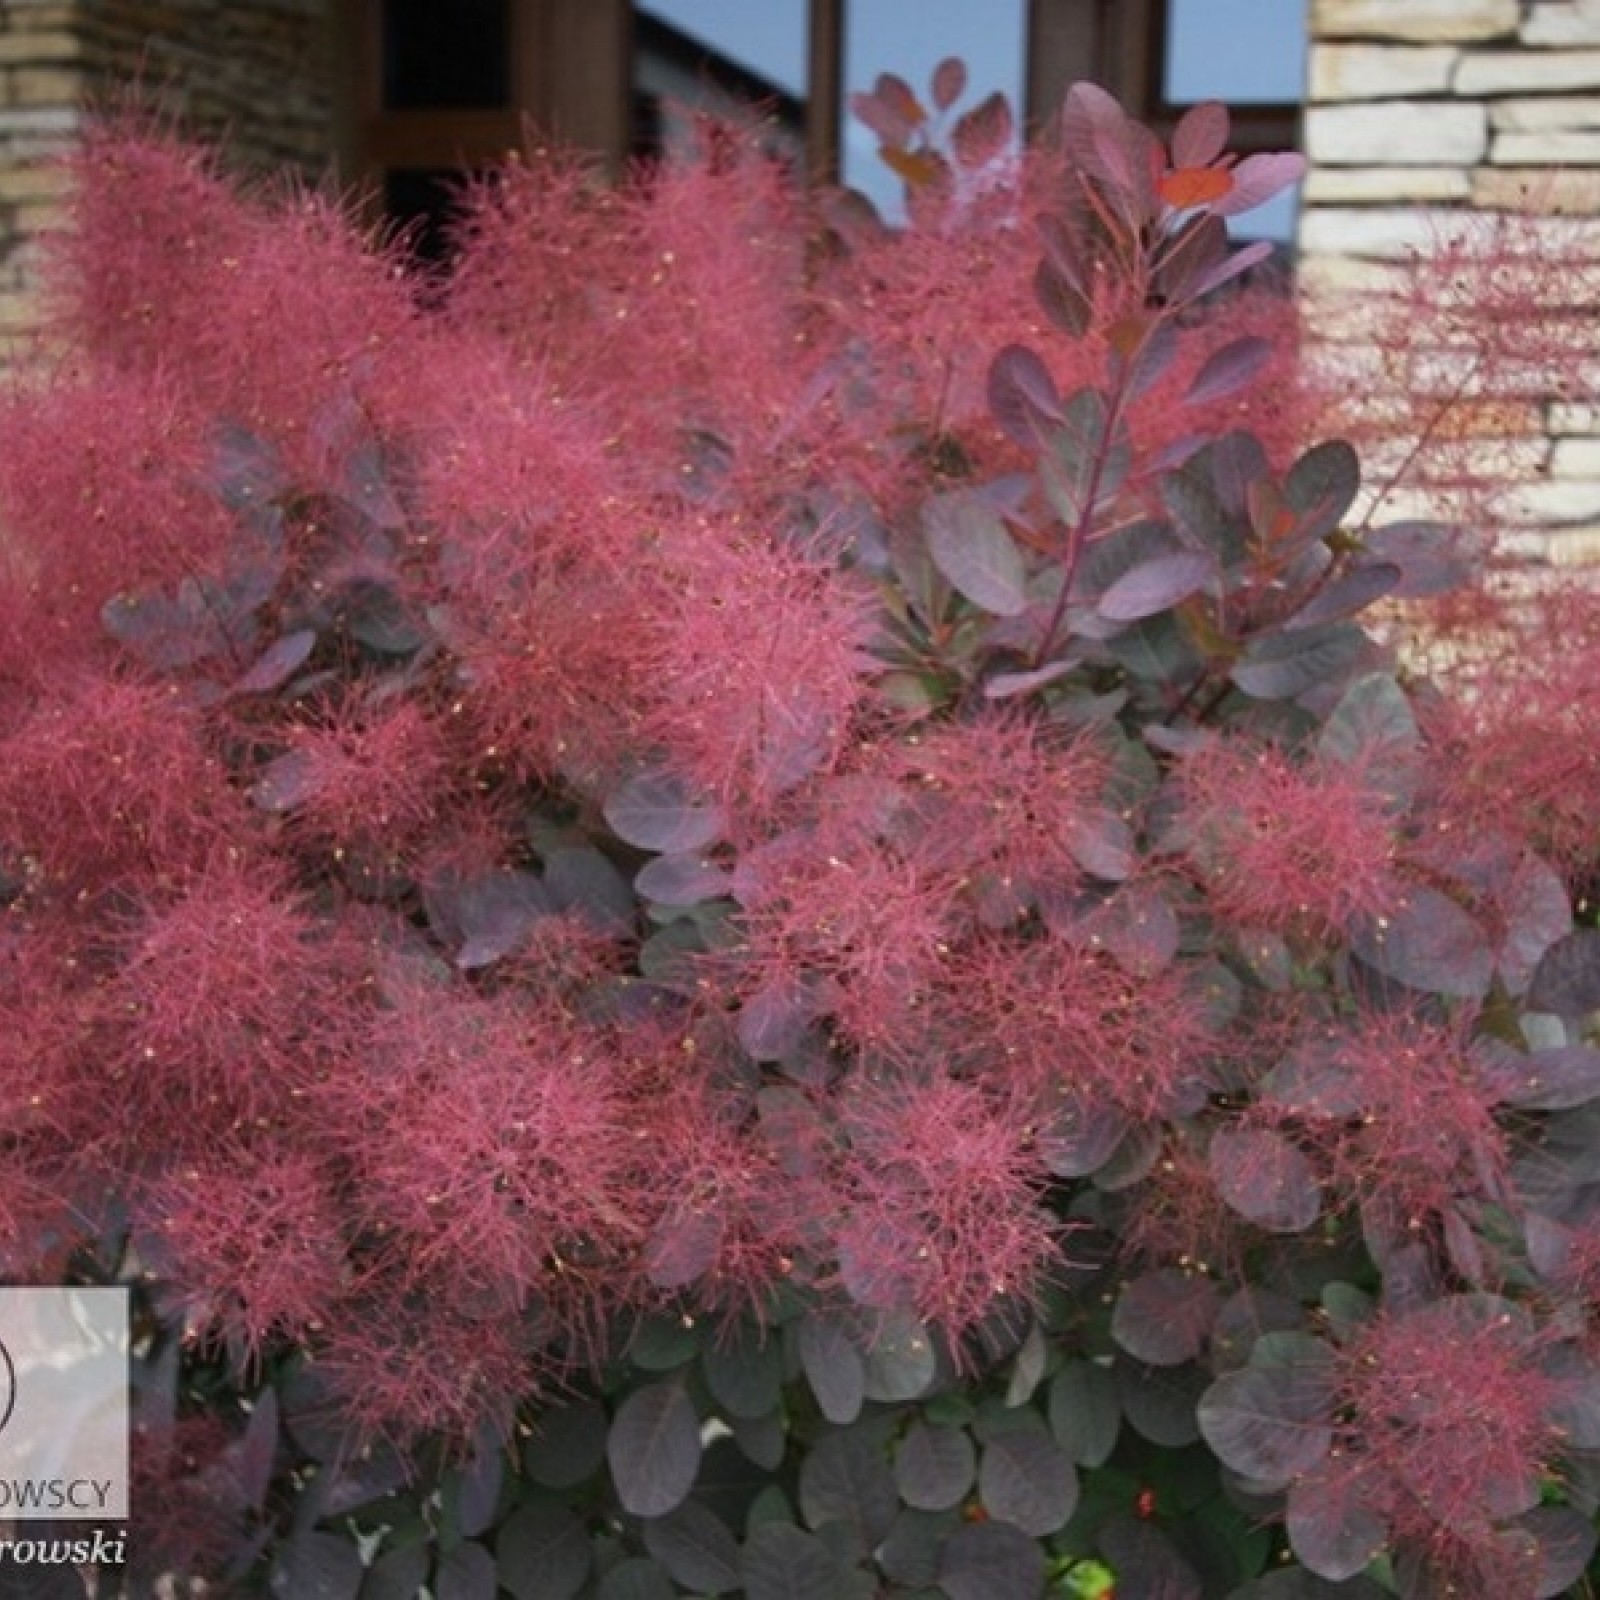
[{"left": 1, "top": 1, "right": 1596, "bottom": 555}]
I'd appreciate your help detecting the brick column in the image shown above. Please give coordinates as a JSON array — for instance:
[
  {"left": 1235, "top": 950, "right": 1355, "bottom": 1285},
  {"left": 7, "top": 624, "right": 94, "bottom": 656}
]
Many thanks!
[
  {"left": 0, "top": 0, "right": 341, "bottom": 365},
  {"left": 1301, "top": 0, "right": 1600, "bottom": 565}
]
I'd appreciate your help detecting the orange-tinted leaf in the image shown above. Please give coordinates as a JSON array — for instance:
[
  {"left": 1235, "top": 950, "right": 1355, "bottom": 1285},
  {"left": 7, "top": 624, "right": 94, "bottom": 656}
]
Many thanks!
[
  {"left": 1106, "top": 315, "right": 1151, "bottom": 360},
  {"left": 1159, "top": 166, "right": 1235, "bottom": 209},
  {"left": 880, "top": 145, "right": 944, "bottom": 187},
  {"left": 874, "top": 72, "right": 928, "bottom": 129}
]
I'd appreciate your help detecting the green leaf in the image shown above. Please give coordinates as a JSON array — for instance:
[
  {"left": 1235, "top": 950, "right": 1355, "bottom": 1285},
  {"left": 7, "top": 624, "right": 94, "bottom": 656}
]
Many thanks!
[{"left": 923, "top": 493, "right": 1029, "bottom": 616}]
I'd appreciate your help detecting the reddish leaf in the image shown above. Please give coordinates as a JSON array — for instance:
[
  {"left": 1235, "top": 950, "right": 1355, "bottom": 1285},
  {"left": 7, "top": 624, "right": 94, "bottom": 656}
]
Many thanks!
[
  {"left": 605, "top": 769, "right": 725, "bottom": 854},
  {"left": 951, "top": 91, "right": 1015, "bottom": 167},
  {"left": 1362, "top": 519, "right": 1475, "bottom": 598},
  {"left": 848, "top": 90, "right": 910, "bottom": 146},
  {"left": 1170, "top": 100, "right": 1231, "bottom": 170},
  {"left": 1284, "top": 563, "right": 1402, "bottom": 630},
  {"left": 1185, "top": 335, "right": 1272, "bottom": 407},
  {"left": 988, "top": 344, "right": 1064, "bottom": 446},
  {"left": 1213, "top": 150, "right": 1306, "bottom": 218},
  {"left": 1286, "top": 439, "right": 1362, "bottom": 540},
  {"left": 1160, "top": 166, "right": 1234, "bottom": 210},
  {"left": 232, "top": 629, "right": 316, "bottom": 696},
  {"left": 938, "top": 1520, "right": 1045, "bottom": 1600},
  {"left": 874, "top": 72, "right": 928, "bottom": 130},
  {"left": 895, "top": 1421, "right": 975, "bottom": 1511},
  {"left": 931, "top": 56, "right": 967, "bottom": 112},
  {"left": 643, "top": 1209, "right": 723, "bottom": 1292},
  {"left": 978, "top": 1430, "right": 1078, "bottom": 1536},
  {"left": 1351, "top": 886, "right": 1494, "bottom": 999},
  {"left": 1196, "top": 1333, "right": 1336, "bottom": 1488},
  {"left": 1187, "top": 237, "right": 1275, "bottom": 301}
]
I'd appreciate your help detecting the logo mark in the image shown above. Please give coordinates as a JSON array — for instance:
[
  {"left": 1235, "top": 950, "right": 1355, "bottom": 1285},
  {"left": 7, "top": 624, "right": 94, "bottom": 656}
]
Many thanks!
[{"left": 0, "top": 1335, "right": 14, "bottom": 1439}]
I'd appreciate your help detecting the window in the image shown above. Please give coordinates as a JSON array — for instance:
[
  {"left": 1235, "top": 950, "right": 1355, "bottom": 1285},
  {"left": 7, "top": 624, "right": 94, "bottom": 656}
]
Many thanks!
[
  {"left": 354, "top": 2, "right": 1306, "bottom": 248},
  {"left": 1157, "top": 0, "right": 1305, "bottom": 242}
]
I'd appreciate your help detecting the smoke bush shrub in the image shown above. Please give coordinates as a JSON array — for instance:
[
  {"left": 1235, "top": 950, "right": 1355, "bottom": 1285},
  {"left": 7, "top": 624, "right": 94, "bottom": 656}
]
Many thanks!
[{"left": 2, "top": 69, "right": 1599, "bottom": 1600}]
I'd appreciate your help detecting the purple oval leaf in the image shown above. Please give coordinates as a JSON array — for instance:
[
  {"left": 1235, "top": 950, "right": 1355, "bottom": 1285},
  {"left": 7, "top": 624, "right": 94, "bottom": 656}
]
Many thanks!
[
  {"left": 1112, "top": 1269, "right": 1221, "bottom": 1366},
  {"left": 1210, "top": 1127, "right": 1322, "bottom": 1234},
  {"left": 1196, "top": 1334, "right": 1336, "bottom": 1489},
  {"left": 931, "top": 55, "right": 967, "bottom": 112},
  {"left": 1186, "top": 336, "right": 1271, "bottom": 408},
  {"left": 1285, "top": 564, "right": 1401, "bottom": 631},
  {"left": 1171, "top": 100, "right": 1230, "bottom": 170},
  {"left": 895, "top": 1422, "right": 975, "bottom": 1511},
  {"left": 605, "top": 770, "right": 725, "bottom": 854},
  {"left": 740, "top": 1523, "right": 839, "bottom": 1600},
  {"left": 1097, "top": 551, "right": 1214, "bottom": 622},
  {"left": 988, "top": 344, "right": 1064, "bottom": 446},
  {"left": 1351, "top": 886, "right": 1494, "bottom": 1000},
  {"left": 978, "top": 1430, "right": 1078, "bottom": 1537},
  {"left": 938, "top": 1519, "right": 1045, "bottom": 1600},
  {"left": 1286, "top": 1463, "right": 1389, "bottom": 1582},
  {"left": 924, "top": 493, "right": 1029, "bottom": 616},
  {"left": 607, "top": 1381, "right": 702, "bottom": 1519},
  {"left": 232, "top": 629, "right": 316, "bottom": 696},
  {"left": 643, "top": 1502, "right": 741, "bottom": 1596}
]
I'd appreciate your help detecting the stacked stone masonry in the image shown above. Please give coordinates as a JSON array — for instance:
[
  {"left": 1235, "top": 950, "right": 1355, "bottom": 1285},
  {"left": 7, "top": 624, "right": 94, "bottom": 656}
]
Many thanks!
[
  {"left": 0, "top": 0, "right": 336, "bottom": 362},
  {"left": 1305, "top": 0, "right": 1600, "bottom": 565}
]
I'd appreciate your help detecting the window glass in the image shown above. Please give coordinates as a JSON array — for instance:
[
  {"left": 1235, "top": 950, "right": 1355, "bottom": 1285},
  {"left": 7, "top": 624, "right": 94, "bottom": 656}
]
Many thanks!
[
  {"left": 842, "top": 0, "right": 1026, "bottom": 220},
  {"left": 381, "top": 0, "right": 511, "bottom": 111},
  {"left": 633, "top": 0, "right": 807, "bottom": 158},
  {"left": 636, "top": 0, "right": 807, "bottom": 96},
  {"left": 1164, "top": 0, "right": 1306, "bottom": 106}
]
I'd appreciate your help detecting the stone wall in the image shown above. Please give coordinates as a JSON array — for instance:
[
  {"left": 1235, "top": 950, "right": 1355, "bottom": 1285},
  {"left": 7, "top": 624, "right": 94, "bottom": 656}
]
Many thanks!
[
  {"left": 1301, "top": 0, "right": 1600, "bottom": 565},
  {"left": 0, "top": 0, "right": 340, "bottom": 363}
]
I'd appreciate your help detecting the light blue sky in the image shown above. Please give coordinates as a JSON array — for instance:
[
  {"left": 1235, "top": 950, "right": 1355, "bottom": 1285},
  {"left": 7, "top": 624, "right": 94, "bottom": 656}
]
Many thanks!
[{"left": 639, "top": 1, "right": 1306, "bottom": 237}]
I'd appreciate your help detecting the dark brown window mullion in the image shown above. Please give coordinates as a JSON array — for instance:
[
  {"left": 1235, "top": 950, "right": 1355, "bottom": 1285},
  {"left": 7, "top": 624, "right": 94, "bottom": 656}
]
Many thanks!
[{"left": 806, "top": 0, "right": 843, "bottom": 184}]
